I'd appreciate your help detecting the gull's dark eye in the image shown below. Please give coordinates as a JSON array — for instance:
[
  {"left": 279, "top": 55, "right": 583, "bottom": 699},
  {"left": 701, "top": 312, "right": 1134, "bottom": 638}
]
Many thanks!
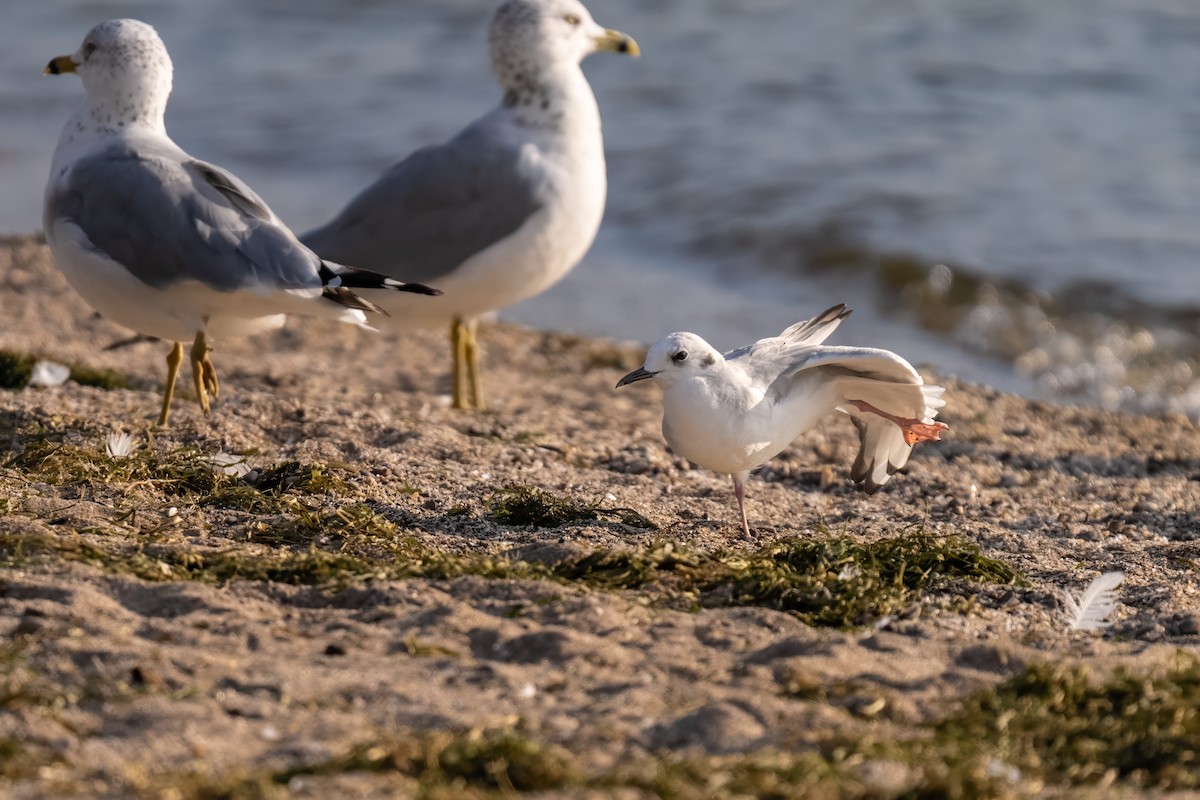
[
  {"left": 564, "top": 13, "right": 581, "bottom": 25},
  {"left": 672, "top": 350, "right": 688, "bottom": 363},
  {"left": 83, "top": 42, "right": 97, "bottom": 57}
]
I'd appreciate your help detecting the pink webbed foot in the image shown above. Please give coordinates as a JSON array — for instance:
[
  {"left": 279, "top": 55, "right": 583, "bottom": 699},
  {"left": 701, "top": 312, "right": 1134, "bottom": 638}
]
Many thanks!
[{"left": 848, "top": 400, "right": 949, "bottom": 446}]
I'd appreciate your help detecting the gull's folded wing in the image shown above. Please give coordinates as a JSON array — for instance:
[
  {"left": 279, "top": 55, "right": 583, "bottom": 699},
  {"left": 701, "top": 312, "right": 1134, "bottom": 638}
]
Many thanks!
[
  {"left": 48, "top": 144, "right": 329, "bottom": 295},
  {"left": 301, "top": 117, "right": 544, "bottom": 285}
]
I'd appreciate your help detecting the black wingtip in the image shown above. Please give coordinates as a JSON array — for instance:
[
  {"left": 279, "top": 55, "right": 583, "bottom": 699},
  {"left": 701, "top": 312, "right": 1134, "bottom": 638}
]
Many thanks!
[
  {"left": 395, "top": 281, "right": 442, "bottom": 296},
  {"left": 322, "top": 262, "right": 441, "bottom": 296},
  {"left": 828, "top": 303, "right": 852, "bottom": 322}
]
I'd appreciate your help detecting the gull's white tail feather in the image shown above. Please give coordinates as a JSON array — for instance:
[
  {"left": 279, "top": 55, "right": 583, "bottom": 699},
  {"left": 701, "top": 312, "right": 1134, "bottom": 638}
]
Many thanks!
[
  {"left": 1063, "top": 571, "right": 1124, "bottom": 631},
  {"left": 921, "top": 384, "right": 947, "bottom": 413}
]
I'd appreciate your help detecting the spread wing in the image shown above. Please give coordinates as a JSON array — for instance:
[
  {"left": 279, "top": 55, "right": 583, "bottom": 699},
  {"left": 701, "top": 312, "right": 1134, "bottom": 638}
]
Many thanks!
[
  {"left": 730, "top": 339, "right": 946, "bottom": 494},
  {"left": 781, "top": 346, "right": 945, "bottom": 492},
  {"left": 301, "top": 116, "right": 544, "bottom": 284},
  {"left": 724, "top": 304, "right": 852, "bottom": 387}
]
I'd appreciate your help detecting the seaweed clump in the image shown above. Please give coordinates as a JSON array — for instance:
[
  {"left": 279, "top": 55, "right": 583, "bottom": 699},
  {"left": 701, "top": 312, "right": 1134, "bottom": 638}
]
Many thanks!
[
  {"left": 490, "top": 486, "right": 600, "bottom": 527},
  {"left": 929, "top": 655, "right": 1200, "bottom": 790},
  {"left": 489, "top": 486, "right": 656, "bottom": 530},
  {"left": 0, "top": 351, "right": 35, "bottom": 390}
]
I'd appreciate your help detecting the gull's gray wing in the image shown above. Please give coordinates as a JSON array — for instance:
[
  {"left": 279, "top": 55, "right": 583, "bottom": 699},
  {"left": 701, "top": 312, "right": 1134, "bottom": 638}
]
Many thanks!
[
  {"left": 773, "top": 346, "right": 924, "bottom": 388},
  {"left": 300, "top": 118, "right": 544, "bottom": 284},
  {"left": 754, "top": 345, "right": 929, "bottom": 408},
  {"left": 47, "top": 143, "right": 326, "bottom": 293}
]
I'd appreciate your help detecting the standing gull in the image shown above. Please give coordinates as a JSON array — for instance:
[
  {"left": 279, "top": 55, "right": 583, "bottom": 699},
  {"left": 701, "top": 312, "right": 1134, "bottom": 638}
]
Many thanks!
[
  {"left": 617, "top": 305, "right": 949, "bottom": 537},
  {"left": 43, "top": 19, "right": 438, "bottom": 426},
  {"left": 302, "top": 0, "right": 639, "bottom": 410}
]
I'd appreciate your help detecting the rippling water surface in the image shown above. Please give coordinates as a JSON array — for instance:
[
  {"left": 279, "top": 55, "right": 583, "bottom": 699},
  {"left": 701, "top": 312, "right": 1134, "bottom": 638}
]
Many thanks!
[{"left": 3, "top": 0, "right": 1199, "bottom": 416}]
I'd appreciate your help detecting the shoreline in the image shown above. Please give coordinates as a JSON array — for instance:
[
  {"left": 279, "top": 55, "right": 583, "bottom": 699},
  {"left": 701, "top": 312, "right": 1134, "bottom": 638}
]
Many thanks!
[
  {"left": 12, "top": 229, "right": 1200, "bottom": 426},
  {"left": 2, "top": 234, "right": 1199, "bottom": 798}
]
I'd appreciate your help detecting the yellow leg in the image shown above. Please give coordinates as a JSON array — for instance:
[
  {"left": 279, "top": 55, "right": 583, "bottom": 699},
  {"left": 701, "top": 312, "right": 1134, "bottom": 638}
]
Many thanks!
[
  {"left": 450, "top": 317, "right": 468, "bottom": 410},
  {"left": 463, "top": 320, "right": 485, "bottom": 410},
  {"left": 157, "top": 341, "right": 185, "bottom": 427},
  {"left": 201, "top": 348, "right": 219, "bottom": 399},
  {"left": 190, "top": 332, "right": 215, "bottom": 415}
]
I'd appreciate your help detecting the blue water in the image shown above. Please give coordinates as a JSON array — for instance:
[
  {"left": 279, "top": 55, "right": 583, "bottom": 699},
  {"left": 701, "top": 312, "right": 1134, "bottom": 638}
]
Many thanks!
[{"left": 3, "top": 0, "right": 1199, "bottom": 415}]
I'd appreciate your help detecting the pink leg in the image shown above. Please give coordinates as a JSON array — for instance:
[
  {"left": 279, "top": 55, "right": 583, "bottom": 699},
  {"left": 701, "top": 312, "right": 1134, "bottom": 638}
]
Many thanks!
[
  {"left": 732, "top": 472, "right": 751, "bottom": 538},
  {"left": 849, "top": 400, "right": 949, "bottom": 446}
]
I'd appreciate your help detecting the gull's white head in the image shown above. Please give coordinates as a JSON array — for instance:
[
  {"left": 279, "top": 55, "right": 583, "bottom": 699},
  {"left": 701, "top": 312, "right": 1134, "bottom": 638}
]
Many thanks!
[
  {"left": 616, "top": 332, "right": 724, "bottom": 390},
  {"left": 489, "top": 0, "right": 638, "bottom": 89},
  {"left": 45, "top": 19, "right": 173, "bottom": 129}
]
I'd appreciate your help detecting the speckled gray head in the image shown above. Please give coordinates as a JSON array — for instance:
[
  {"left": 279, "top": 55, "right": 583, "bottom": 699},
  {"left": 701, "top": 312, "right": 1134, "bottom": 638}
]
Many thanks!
[
  {"left": 45, "top": 19, "right": 173, "bottom": 126},
  {"left": 489, "top": 0, "right": 638, "bottom": 87}
]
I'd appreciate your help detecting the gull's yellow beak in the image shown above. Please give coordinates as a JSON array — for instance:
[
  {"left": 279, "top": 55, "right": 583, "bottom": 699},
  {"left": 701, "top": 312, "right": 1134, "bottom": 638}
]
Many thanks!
[
  {"left": 594, "top": 29, "right": 640, "bottom": 57},
  {"left": 44, "top": 55, "right": 79, "bottom": 76}
]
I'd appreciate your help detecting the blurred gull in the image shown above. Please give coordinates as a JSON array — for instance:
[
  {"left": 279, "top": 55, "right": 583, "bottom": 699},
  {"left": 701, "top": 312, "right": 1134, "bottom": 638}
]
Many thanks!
[
  {"left": 43, "top": 19, "right": 439, "bottom": 426},
  {"left": 617, "top": 305, "right": 948, "bottom": 537},
  {"left": 303, "top": 0, "right": 639, "bottom": 409}
]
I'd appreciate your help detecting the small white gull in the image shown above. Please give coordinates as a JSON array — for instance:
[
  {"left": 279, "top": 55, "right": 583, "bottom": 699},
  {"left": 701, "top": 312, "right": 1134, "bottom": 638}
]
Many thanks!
[{"left": 617, "top": 305, "right": 948, "bottom": 537}]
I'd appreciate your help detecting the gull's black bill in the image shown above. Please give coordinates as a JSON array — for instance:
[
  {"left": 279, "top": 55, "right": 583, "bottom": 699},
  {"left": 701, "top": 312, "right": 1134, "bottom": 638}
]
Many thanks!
[{"left": 616, "top": 367, "right": 657, "bottom": 388}]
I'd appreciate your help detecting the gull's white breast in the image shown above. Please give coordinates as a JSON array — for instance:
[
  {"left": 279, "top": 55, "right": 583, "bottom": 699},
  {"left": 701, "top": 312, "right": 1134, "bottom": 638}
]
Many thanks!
[{"left": 661, "top": 370, "right": 836, "bottom": 475}]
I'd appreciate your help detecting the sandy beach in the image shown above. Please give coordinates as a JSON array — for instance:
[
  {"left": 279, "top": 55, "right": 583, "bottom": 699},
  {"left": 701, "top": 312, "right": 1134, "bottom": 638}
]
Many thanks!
[{"left": 1, "top": 234, "right": 1199, "bottom": 799}]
